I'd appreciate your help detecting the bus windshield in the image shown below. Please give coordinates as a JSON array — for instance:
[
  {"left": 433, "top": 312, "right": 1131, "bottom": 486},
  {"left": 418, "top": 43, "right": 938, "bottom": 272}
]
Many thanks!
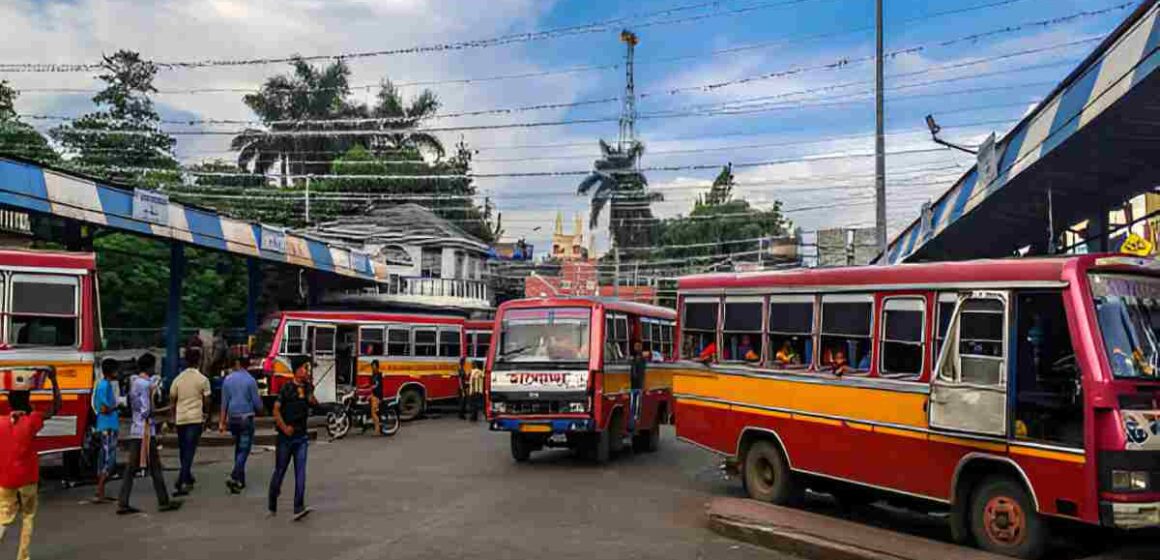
[
  {"left": 1091, "top": 273, "right": 1160, "bottom": 379},
  {"left": 498, "top": 307, "right": 590, "bottom": 365},
  {"left": 251, "top": 316, "right": 280, "bottom": 360}
]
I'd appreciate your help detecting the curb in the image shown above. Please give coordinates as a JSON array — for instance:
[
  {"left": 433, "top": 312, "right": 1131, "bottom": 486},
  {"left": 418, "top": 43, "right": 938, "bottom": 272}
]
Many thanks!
[{"left": 707, "top": 511, "right": 904, "bottom": 560}]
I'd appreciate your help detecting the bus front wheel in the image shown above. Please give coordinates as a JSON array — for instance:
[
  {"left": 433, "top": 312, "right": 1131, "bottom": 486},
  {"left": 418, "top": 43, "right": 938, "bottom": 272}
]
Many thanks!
[
  {"left": 969, "top": 476, "right": 1047, "bottom": 559},
  {"left": 398, "top": 388, "right": 424, "bottom": 421},
  {"left": 742, "top": 440, "right": 799, "bottom": 505}
]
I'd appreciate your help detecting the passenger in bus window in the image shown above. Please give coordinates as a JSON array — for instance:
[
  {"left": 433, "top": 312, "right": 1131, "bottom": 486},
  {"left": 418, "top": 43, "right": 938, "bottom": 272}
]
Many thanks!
[
  {"left": 774, "top": 339, "right": 801, "bottom": 366},
  {"left": 696, "top": 340, "right": 717, "bottom": 364},
  {"left": 737, "top": 335, "right": 759, "bottom": 363}
]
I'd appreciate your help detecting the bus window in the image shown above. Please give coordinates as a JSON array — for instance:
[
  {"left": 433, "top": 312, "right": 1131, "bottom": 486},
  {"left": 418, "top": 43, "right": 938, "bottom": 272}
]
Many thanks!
[
  {"left": 414, "top": 328, "right": 438, "bottom": 357},
  {"left": 605, "top": 314, "right": 629, "bottom": 363},
  {"left": 360, "top": 326, "right": 384, "bottom": 356},
  {"left": 934, "top": 293, "right": 957, "bottom": 364},
  {"left": 284, "top": 323, "right": 305, "bottom": 354},
  {"left": 660, "top": 322, "right": 673, "bottom": 359},
  {"left": 475, "top": 332, "right": 492, "bottom": 359},
  {"left": 821, "top": 294, "right": 873, "bottom": 374},
  {"left": 769, "top": 295, "right": 813, "bottom": 368},
  {"left": 497, "top": 307, "right": 590, "bottom": 364},
  {"left": 879, "top": 297, "right": 925, "bottom": 379},
  {"left": 8, "top": 274, "right": 79, "bottom": 347},
  {"left": 959, "top": 299, "right": 1005, "bottom": 385},
  {"left": 1013, "top": 291, "right": 1082, "bottom": 447},
  {"left": 387, "top": 327, "right": 411, "bottom": 356},
  {"left": 682, "top": 299, "right": 719, "bottom": 360},
  {"left": 724, "top": 298, "right": 762, "bottom": 363},
  {"left": 439, "top": 329, "right": 461, "bottom": 357}
]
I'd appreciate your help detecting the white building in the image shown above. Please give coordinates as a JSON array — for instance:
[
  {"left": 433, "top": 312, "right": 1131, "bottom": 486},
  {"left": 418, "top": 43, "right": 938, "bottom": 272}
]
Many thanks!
[{"left": 301, "top": 204, "right": 492, "bottom": 314}]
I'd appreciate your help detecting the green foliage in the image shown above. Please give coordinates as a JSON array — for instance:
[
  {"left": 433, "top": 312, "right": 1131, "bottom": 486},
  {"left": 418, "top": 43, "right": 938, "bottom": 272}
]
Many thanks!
[
  {"left": 0, "top": 80, "right": 58, "bottom": 164},
  {"left": 657, "top": 164, "right": 790, "bottom": 260},
  {"left": 577, "top": 139, "right": 660, "bottom": 257},
  {"left": 49, "top": 50, "right": 178, "bottom": 183}
]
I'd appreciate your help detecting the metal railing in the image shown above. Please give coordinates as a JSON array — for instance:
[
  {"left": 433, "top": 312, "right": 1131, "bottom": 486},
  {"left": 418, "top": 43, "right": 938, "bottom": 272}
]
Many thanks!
[{"left": 335, "top": 276, "right": 492, "bottom": 305}]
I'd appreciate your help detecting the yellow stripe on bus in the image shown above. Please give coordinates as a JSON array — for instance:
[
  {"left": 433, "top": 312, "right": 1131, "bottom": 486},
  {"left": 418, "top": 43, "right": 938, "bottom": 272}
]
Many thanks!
[{"left": 1009, "top": 445, "right": 1086, "bottom": 464}]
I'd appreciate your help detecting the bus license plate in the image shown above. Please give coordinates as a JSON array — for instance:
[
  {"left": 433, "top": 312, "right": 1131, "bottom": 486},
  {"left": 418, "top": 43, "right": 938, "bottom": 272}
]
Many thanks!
[{"left": 520, "top": 424, "right": 552, "bottom": 433}]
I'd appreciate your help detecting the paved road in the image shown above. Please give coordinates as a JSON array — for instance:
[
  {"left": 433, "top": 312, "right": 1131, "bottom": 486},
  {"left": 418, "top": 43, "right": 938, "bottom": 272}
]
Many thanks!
[{"left": 7, "top": 417, "right": 785, "bottom": 560}]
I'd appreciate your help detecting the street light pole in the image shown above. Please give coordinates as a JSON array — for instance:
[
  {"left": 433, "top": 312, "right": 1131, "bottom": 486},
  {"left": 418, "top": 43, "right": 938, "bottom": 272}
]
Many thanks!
[{"left": 874, "top": 0, "right": 887, "bottom": 259}]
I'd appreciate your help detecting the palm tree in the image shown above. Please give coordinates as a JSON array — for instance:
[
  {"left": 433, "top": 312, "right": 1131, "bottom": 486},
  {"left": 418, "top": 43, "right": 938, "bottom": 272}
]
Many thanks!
[
  {"left": 369, "top": 80, "right": 444, "bottom": 158},
  {"left": 577, "top": 139, "right": 661, "bottom": 254}
]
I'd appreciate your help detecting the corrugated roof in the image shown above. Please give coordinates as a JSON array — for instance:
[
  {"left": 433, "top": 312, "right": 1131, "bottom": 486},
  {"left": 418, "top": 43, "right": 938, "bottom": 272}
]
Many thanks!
[{"left": 302, "top": 203, "right": 488, "bottom": 252}]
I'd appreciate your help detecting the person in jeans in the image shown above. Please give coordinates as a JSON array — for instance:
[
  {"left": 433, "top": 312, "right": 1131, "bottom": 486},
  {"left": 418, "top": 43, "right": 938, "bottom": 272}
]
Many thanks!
[
  {"left": 118, "top": 353, "right": 182, "bottom": 515},
  {"left": 456, "top": 357, "right": 468, "bottom": 420},
  {"left": 269, "top": 356, "right": 317, "bottom": 521},
  {"left": 1, "top": 368, "right": 60, "bottom": 560},
  {"left": 92, "top": 358, "right": 121, "bottom": 504},
  {"left": 219, "top": 356, "right": 263, "bottom": 494},
  {"left": 169, "top": 347, "right": 211, "bottom": 496},
  {"left": 468, "top": 360, "right": 485, "bottom": 422}
]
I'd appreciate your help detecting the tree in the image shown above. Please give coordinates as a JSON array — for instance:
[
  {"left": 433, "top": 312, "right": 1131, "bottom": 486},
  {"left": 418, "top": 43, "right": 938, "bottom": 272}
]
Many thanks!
[
  {"left": 0, "top": 81, "right": 58, "bottom": 163},
  {"left": 50, "top": 50, "right": 178, "bottom": 183},
  {"left": 576, "top": 139, "right": 661, "bottom": 257},
  {"left": 657, "top": 164, "right": 790, "bottom": 266},
  {"left": 368, "top": 80, "right": 444, "bottom": 158}
]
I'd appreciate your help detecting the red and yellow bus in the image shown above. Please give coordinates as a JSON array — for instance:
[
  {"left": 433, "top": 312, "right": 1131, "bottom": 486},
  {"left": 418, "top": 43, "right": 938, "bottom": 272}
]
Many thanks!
[
  {"left": 671, "top": 255, "right": 1160, "bottom": 558},
  {"left": 486, "top": 297, "right": 676, "bottom": 463},
  {"left": 254, "top": 310, "right": 468, "bottom": 420},
  {"left": 0, "top": 249, "right": 99, "bottom": 466},
  {"left": 465, "top": 319, "right": 495, "bottom": 363}
]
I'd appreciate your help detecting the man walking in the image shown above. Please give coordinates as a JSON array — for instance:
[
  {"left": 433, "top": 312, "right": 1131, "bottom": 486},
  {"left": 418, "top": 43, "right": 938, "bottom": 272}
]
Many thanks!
[
  {"left": 456, "top": 357, "right": 468, "bottom": 420},
  {"left": 468, "top": 360, "right": 485, "bottom": 422},
  {"left": 219, "top": 356, "right": 263, "bottom": 494},
  {"left": 0, "top": 368, "right": 60, "bottom": 560},
  {"left": 92, "top": 359, "right": 121, "bottom": 504},
  {"left": 369, "top": 360, "right": 383, "bottom": 436},
  {"left": 170, "top": 347, "right": 211, "bottom": 496},
  {"left": 118, "top": 353, "right": 182, "bottom": 515},
  {"left": 269, "top": 356, "right": 317, "bottom": 521}
]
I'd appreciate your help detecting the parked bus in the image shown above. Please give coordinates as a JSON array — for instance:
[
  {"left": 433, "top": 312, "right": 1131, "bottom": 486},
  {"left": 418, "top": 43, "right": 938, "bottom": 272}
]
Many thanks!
[
  {"left": 254, "top": 310, "right": 465, "bottom": 420},
  {"left": 0, "top": 249, "right": 99, "bottom": 471},
  {"left": 486, "top": 297, "right": 676, "bottom": 463},
  {"left": 670, "top": 255, "right": 1160, "bottom": 558},
  {"left": 465, "top": 319, "right": 494, "bottom": 362}
]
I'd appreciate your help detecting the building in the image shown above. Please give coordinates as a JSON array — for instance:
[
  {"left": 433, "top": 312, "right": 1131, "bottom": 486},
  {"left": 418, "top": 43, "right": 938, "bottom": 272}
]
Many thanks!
[
  {"left": 523, "top": 261, "right": 656, "bottom": 303},
  {"left": 550, "top": 212, "right": 590, "bottom": 262},
  {"left": 302, "top": 204, "right": 492, "bottom": 314}
]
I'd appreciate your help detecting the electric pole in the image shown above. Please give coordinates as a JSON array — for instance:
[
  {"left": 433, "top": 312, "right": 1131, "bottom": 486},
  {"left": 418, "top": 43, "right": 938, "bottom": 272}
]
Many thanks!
[{"left": 874, "top": 0, "right": 887, "bottom": 258}]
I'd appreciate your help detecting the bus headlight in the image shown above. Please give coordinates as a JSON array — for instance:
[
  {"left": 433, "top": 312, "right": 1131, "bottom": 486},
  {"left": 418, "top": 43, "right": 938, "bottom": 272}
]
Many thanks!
[
  {"left": 491, "top": 401, "right": 506, "bottom": 413},
  {"left": 565, "top": 402, "right": 587, "bottom": 413},
  {"left": 1112, "top": 470, "right": 1150, "bottom": 491}
]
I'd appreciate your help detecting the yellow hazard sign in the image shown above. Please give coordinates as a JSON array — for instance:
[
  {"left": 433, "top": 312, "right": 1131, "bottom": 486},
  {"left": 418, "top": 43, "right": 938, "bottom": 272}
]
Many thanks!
[{"left": 1120, "top": 233, "right": 1154, "bottom": 257}]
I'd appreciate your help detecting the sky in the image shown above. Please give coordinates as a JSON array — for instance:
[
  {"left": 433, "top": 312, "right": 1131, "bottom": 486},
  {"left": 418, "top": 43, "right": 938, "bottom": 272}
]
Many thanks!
[{"left": 0, "top": 0, "right": 1141, "bottom": 258}]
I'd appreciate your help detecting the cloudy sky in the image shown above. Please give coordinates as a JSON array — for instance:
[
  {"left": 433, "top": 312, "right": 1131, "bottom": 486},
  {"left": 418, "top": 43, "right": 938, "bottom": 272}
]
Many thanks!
[{"left": 0, "top": 0, "right": 1137, "bottom": 256}]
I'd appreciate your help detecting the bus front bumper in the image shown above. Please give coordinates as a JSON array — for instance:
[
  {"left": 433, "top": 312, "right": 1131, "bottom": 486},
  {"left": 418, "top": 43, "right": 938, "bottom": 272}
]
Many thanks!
[
  {"left": 1102, "top": 501, "right": 1160, "bottom": 529},
  {"left": 490, "top": 417, "right": 593, "bottom": 434}
]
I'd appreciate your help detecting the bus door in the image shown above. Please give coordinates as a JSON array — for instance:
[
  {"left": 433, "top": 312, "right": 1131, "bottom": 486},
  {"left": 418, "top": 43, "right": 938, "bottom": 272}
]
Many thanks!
[
  {"left": 308, "top": 324, "right": 338, "bottom": 404},
  {"left": 929, "top": 292, "right": 1009, "bottom": 436}
]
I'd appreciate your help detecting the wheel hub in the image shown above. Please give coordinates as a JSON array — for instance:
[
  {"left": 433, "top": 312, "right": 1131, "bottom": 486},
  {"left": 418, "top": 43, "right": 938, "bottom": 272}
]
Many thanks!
[{"left": 983, "top": 496, "right": 1026, "bottom": 546}]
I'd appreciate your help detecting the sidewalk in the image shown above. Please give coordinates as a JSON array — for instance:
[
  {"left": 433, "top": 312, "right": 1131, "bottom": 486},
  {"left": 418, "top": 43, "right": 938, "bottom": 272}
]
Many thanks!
[{"left": 706, "top": 497, "right": 1009, "bottom": 560}]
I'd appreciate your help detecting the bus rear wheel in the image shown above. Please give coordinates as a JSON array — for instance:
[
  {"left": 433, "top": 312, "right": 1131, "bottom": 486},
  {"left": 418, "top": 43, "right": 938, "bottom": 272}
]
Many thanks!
[
  {"left": 510, "top": 433, "right": 532, "bottom": 462},
  {"left": 743, "top": 440, "right": 799, "bottom": 505},
  {"left": 969, "top": 476, "right": 1047, "bottom": 559},
  {"left": 632, "top": 428, "right": 660, "bottom": 453},
  {"left": 398, "top": 388, "right": 424, "bottom": 421}
]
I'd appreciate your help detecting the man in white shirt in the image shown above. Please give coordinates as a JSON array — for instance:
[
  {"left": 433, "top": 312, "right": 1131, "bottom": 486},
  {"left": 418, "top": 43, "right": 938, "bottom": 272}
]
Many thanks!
[{"left": 169, "top": 347, "right": 211, "bottom": 496}]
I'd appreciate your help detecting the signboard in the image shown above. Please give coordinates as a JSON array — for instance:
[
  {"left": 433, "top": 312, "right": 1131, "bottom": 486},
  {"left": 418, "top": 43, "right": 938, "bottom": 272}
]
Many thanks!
[
  {"left": 260, "top": 225, "right": 286, "bottom": 253},
  {"left": 132, "top": 189, "right": 169, "bottom": 225},
  {"left": 351, "top": 251, "right": 372, "bottom": 275},
  {"left": 1120, "top": 232, "right": 1155, "bottom": 257},
  {"left": 489, "top": 370, "right": 589, "bottom": 392},
  {"left": 976, "top": 132, "right": 998, "bottom": 190}
]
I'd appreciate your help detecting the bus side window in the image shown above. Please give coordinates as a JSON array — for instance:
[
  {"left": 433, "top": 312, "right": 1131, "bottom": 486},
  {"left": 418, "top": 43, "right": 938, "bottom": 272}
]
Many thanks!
[
  {"left": 933, "top": 293, "right": 957, "bottom": 364},
  {"left": 8, "top": 274, "right": 79, "bottom": 347},
  {"left": 476, "top": 332, "right": 492, "bottom": 359},
  {"left": 387, "top": 327, "right": 411, "bottom": 357},
  {"left": 769, "top": 296, "right": 813, "bottom": 369},
  {"left": 1013, "top": 291, "right": 1082, "bottom": 447},
  {"left": 879, "top": 297, "right": 925, "bottom": 379},
  {"left": 682, "top": 300, "right": 719, "bottom": 360},
  {"left": 820, "top": 295, "right": 873, "bottom": 374},
  {"left": 360, "top": 326, "right": 384, "bottom": 356},
  {"left": 414, "top": 329, "right": 437, "bottom": 357},
  {"left": 959, "top": 299, "right": 1005, "bottom": 385},
  {"left": 724, "top": 299, "right": 762, "bottom": 363},
  {"left": 605, "top": 314, "right": 629, "bottom": 363},
  {"left": 439, "top": 329, "right": 461, "bottom": 357},
  {"left": 285, "top": 323, "right": 305, "bottom": 355}
]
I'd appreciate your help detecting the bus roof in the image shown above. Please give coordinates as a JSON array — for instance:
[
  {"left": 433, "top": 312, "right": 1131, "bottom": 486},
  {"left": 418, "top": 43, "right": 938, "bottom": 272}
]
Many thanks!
[
  {"left": 676, "top": 254, "right": 1142, "bottom": 293},
  {"left": 497, "top": 296, "right": 676, "bottom": 320},
  {"left": 0, "top": 249, "right": 95, "bottom": 271},
  {"left": 276, "top": 310, "right": 464, "bottom": 326},
  {"left": 465, "top": 320, "right": 495, "bottom": 330}
]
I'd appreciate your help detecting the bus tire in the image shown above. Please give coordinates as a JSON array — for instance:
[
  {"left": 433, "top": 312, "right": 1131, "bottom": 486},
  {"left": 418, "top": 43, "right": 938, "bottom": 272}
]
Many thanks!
[
  {"left": 743, "top": 440, "right": 798, "bottom": 505},
  {"left": 969, "top": 476, "right": 1047, "bottom": 559},
  {"left": 510, "top": 433, "right": 532, "bottom": 463},
  {"left": 608, "top": 410, "right": 626, "bottom": 456},
  {"left": 398, "top": 388, "right": 424, "bottom": 421},
  {"left": 632, "top": 428, "right": 660, "bottom": 453}
]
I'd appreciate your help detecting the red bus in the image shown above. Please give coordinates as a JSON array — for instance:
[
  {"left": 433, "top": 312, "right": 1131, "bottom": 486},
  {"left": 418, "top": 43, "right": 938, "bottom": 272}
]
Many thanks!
[
  {"left": 465, "top": 319, "right": 494, "bottom": 363},
  {"left": 254, "top": 310, "right": 466, "bottom": 420},
  {"left": 486, "top": 297, "right": 676, "bottom": 463},
  {"left": 0, "top": 249, "right": 99, "bottom": 468},
  {"left": 671, "top": 254, "right": 1160, "bottom": 558}
]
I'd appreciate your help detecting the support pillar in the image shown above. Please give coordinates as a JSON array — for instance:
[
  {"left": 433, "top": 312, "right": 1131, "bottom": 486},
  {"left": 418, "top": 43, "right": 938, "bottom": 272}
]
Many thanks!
[
  {"left": 1089, "top": 206, "right": 1109, "bottom": 254},
  {"left": 165, "top": 243, "right": 185, "bottom": 381},
  {"left": 246, "top": 258, "right": 261, "bottom": 335}
]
